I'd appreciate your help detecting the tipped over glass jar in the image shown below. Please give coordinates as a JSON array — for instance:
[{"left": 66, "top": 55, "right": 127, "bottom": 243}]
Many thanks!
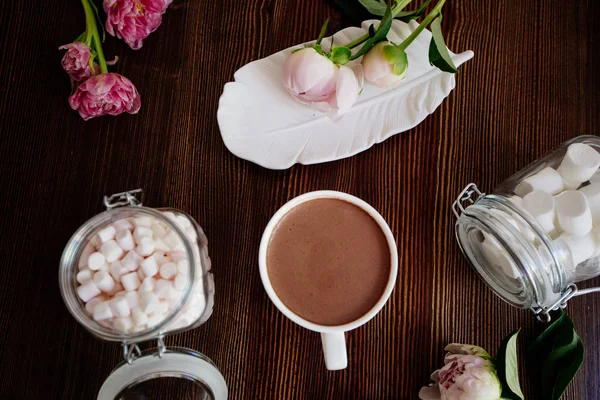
[
  {"left": 454, "top": 136, "right": 600, "bottom": 322},
  {"left": 59, "top": 189, "right": 227, "bottom": 399}
]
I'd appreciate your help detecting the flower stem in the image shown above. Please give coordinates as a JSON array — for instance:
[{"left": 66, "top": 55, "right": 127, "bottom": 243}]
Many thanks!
[
  {"left": 342, "top": 0, "right": 413, "bottom": 49},
  {"left": 81, "top": 0, "right": 108, "bottom": 73},
  {"left": 398, "top": 0, "right": 446, "bottom": 51}
]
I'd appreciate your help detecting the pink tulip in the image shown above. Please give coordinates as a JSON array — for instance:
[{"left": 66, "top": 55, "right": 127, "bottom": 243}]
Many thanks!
[
  {"left": 362, "top": 41, "right": 408, "bottom": 88},
  {"left": 282, "top": 48, "right": 363, "bottom": 114},
  {"left": 103, "top": 0, "right": 173, "bottom": 50},
  {"left": 59, "top": 42, "right": 98, "bottom": 82},
  {"left": 69, "top": 73, "right": 141, "bottom": 120}
]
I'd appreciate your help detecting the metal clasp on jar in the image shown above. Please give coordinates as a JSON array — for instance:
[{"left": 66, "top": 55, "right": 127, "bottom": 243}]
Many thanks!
[
  {"left": 104, "top": 189, "right": 144, "bottom": 210},
  {"left": 452, "top": 183, "right": 485, "bottom": 218}
]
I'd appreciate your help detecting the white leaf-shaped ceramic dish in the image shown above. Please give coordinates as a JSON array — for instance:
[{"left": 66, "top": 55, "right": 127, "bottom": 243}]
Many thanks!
[{"left": 217, "top": 19, "right": 474, "bottom": 170}]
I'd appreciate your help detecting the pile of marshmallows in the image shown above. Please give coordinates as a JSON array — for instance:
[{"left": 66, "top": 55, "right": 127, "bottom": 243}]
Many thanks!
[
  {"left": 482, "top": 143, "right": 600, "bottom": 280},
  {"left": 76, "top": 212, "right": 206, "bottom": 334}
]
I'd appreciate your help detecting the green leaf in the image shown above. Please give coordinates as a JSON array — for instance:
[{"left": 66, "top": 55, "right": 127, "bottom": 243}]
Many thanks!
[
  {"left": 350, "top": 4, "right": 393, "bottom": 60},
  {"left": 396, "top": 0, "right": 432, "bottom": 22},
  {"left": 330, "top": 46, "right": 352, "bottom": 65},
  {"left": 73, "top": 31, "right": 88, "bottom": 44},
  {"left": 528, "top": 311, "right": 584, "bottom": 400},
  {"left": 316, "top": 19, "right": 329, "bottom": 45},
  {"left": 428, "top": 15, "right": 458, "bottom": 73},
  {"left": 496, "top": 329, "right": 524, "bottom": 400},
  {"left": 358, "top": 0, "right": 387, "bottom": 16}
]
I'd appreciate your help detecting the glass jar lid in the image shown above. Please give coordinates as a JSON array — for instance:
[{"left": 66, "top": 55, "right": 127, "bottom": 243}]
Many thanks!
[{"left": 97, "top": 347, "right": 227, "bottom": 400}]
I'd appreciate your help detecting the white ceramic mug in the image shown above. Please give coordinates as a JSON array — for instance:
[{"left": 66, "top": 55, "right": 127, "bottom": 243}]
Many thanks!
[{"left": 258, "top": 191, "right": 398, "bottom": 370}]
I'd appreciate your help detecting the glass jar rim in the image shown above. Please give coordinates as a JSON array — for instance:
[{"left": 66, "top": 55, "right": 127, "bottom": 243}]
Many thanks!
[{"left": 59, "top": 206, "right": 197, "bottom": 343}]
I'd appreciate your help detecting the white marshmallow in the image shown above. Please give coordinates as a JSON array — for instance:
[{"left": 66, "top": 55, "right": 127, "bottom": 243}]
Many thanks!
[
  {"left": 480, "top": 232, "right": 520, "bottom": 279},
  {"left": 85, "top": 295, "right": 107, "bottom": 314},
  {"left": 131, "top": 307, "right": 149, "bottom": 326},
  {"left": 507, "top": 196, "right": 524, "bottom": 209},
  {"left": 100, "top": 240, "right": 124, "bottom": 263},
  {"left": 522, "top": 190, "right": 556, "bottom": 234},
  {"left": 110, "top": 297, "right": 131, "bottom": 317},
  {"left": 167, "top": 288, "right": 184, "bottom": 308},
  {"left": 79, "top": 243, "right": 96, "bottom": 269},
  {"left": 131, "top": 324, "right": 148, "bottom": 333},
  {"left": 185, "top": 227, "right": 198, "bottom": 242},
  {"left": 125, "top": 291, "right": 139, "bottom": 309},
  {"left": 163, "top": 231, "right": 182, "bottom": 250},
  {"left": 162, "top": 212, "right": 177, "bottom": 223},
  {"left": 160, "top": 263, "right": 177, "bottom": 279},
  {"left": 174, "top": 253, "right": 189, "bottom": 265},
  {"left": 121, "top": 272, "right": 141, "bottom": 291},
  {"left": 156, "top": 300, "right": 169, "bottom": 315},
  {"left": 109, "top": 261, "right": 128, "bottom": 281},
  {"left": 93, "top": 301, "right": 113, "bottom": 321},
  {"left": 115, "top": 229, "right": 135, "bottom": 252},
  {"left": 514, "top": 167, "right": 564, "bottom": 197},
  {"left": 152, "top": 252, "right": 167, "bottom": 266},
  {"left": 154, "top": 239, "right": 170, "bottom": 252},
  {"left": 97, "top": 225, "right": 117, "bottom": 243},
  {"left": 93, "top": 271, "right": 115, "bottom": 293},
  {"left": 591, "top": 228, "right": 600, "bottom": 258},
  {"left": 113, "top": 218, "right": 133, "bottom": 231},
  {"left": 557, "top": 233, "right": 596, "bottom": 267},
  {"left": 557, "top": 143, "right": 600, "bottom": 184},
  {"left": 87, "top": 252, "right": 106, "bottom": 271},
  {"left": 140, "top": 257, "right": 159, "bottom": 277},
  {"left": 113, "top": 290, "right": 127, "bottom": 299},
  {"left": 579, "top": 183, "right": 600, "bottom": 220},
  {"left": 147, "top": 312, "right": 166, "bottom": 328},
  {"left": 155, "top": 279, "right": 172, "bottom": 299},
  {"left": 562, "top": 179, "right": 580, "bottom": 190},
  {"left": 137, "top": 268, "right": 146, "bottom": 281},
  {"left": 134, "top": 216, "right": 153, "bottom": 228},
  {"left": 139, "top": 292, "right": 159, "bottom": 314},
  {"left": 555, "top": 191, "right": 593, "bottom": 236},
  {"left": 139, "top": 277, "right": 156, "bottom": 293},
  {"left": 590, "top": 170, "right": 600, "bottom": 184},
  {"left": 136, "top": 237, "right": 155, "bottom": 257},
  {"left": 152, "top": 223, "right": 168, "bottom": 238},
  {"left": 76, "top": 268, "right": 93, "bottom": 284},
  {"left": 174, "top": 274, "right": 188, "bottom": 291},
  {"left": 189, "top": 293, "right": 207, "bottom": 317},
  {"left": 105, "top": 282, "right": 124, "bottom": 297},
  {"left": 113, "top": 317, "right": 133, "bottom": 333},
  {"left": 133, "top": 227, "right": 153, "bottom": 244},
  {"left": 77, "top": 281, "right": 101, "bottom": 302},
  {"left": 122, "top": 251, "right": 142, "bottom": 271},
  {"left": 177, "top": 260, "right": 189, "bottom": 275}
]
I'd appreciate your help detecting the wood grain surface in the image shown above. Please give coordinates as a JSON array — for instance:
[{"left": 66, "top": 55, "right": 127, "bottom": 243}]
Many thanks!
[{"left": 1, "top": 0, "right": 600, "bottom": 398}]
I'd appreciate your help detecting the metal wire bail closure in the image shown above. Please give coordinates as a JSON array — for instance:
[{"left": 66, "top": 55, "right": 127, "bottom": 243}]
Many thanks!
[
  {"left": 452, "top": 183, "right": 485, "bottom": 218},
  {"left": 104, "top": 189, "right": 144, "bottom": 209}
]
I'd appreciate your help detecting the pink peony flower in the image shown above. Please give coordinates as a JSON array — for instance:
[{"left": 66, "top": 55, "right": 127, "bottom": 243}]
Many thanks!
[
  {"left": 69, "top": 73, "right": 141, "bottom": 120},
  {"left": 419, "top": 344, "right": 502, "bottom": 400},
  {"left": 282, "top": 47, "right": 363, "bottom": 115},
  {"left": 103, "top": 0, "right": 173, "bottom": 50},
  {"left": 59, "top": 42, "right": 98, "bottom": 82}
]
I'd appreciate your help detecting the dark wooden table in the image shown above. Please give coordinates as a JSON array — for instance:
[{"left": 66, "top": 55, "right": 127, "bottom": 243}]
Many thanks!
[{"left": 2, "top": 0, "right": 600, "bottom": 398}]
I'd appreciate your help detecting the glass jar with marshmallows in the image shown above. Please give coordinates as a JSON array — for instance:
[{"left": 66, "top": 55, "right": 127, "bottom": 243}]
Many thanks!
[
  {"left": 59, "top": 189, "right": 227, "bottom": 400},
  {"left": 453, "top": 136, "right": 600, "bottom": 322}
]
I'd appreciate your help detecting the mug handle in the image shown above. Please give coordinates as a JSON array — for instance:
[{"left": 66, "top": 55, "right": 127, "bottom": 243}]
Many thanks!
[{"left": 320, "top": 332, "right": 347, "bottom": 370}]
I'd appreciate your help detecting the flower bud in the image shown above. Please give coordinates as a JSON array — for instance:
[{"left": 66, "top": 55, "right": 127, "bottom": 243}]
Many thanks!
[
  {"left": 362, "top": 41, "right": 408, "bottom": 88},
  {"left": 59, "top": 42, "right": 98, "bottom": 82}
]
